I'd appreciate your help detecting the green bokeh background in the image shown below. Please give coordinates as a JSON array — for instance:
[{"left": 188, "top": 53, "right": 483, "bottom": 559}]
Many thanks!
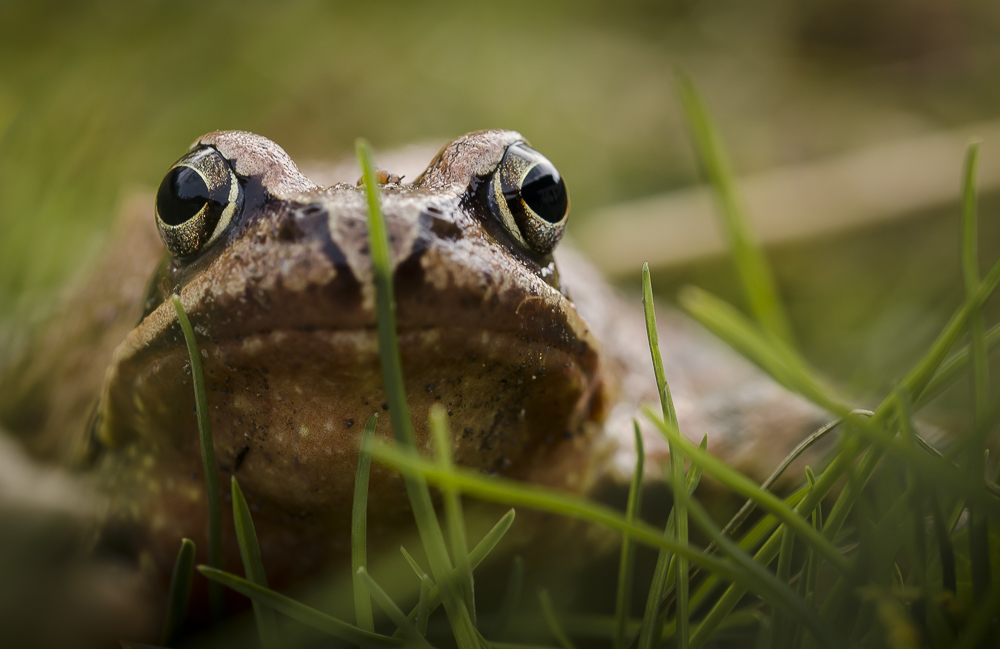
[{"left": 3, "top": 0, "right": 1000, "bottom": 402}]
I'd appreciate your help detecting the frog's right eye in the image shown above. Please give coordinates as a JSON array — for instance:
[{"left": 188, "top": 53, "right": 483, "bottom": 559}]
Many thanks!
[
  {"left": 487, "top": 142, "right": 569, "bottom": 255},
  {"left": 155, "top": 146, "right": 242, "bottom": 258}
]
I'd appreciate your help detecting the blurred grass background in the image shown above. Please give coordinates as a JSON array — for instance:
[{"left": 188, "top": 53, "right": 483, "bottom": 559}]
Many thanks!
[{"left": 3, "top": 0, "right": 1000, "bottom": 407}]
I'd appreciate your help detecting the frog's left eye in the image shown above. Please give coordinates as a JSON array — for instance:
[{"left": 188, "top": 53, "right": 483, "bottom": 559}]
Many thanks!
[
  {"left": 155, "top": 146, "right": 242, "bottom": 258},
  {"left": 488, "top": 143, "right": 569, "bottom": 255}
]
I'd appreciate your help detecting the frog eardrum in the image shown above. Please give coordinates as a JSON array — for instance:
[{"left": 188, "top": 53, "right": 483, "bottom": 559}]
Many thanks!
[
  {"left": 155, "top": 146, "right": 243, "bottom": 258},
  {"left": 488, "top": 142, "right": 569, "bottom": 254}
]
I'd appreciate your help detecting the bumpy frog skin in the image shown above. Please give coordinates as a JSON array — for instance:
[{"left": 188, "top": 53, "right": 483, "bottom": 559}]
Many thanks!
[{"left": 0, "top": 129, "right": 827, "bottom": 605}]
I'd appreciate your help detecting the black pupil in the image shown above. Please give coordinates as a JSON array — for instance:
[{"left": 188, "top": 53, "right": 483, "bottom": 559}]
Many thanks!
[
  {"left": 521, "top": 163, "right": 567, "bottom": 224},
  {"left": 157, "top": 166, "right": 210, "bottom": 226}
]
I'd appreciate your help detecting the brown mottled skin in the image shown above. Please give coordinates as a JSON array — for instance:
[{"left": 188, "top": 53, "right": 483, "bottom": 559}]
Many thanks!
[{"left": 0, "top": 130, "right": 828, "bottom": 617}]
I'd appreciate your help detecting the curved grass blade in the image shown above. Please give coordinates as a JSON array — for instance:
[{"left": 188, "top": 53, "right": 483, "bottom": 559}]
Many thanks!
[
  {"left": 358, "top": 138, "right": 477, "bottom": 649},
  {"left": 356, "top": 567, "right": 431, "bottom": 647},
  {"left": 614, "top": 423, "right": 644, "bottom": 649},
  {"left": 353, "top": 413, "right": 379, "bottom": 633},
  {"left": 232, "top": 477, "right": 278, "bottom": 649},
  {"left": 172, "top": 294, "right": 223, "bottom": 620},
  {"left": 160, "top": 537, "right": 195, "bottom": 645},
  {"left": 539, "top": 589, "right": 576, "bottom": 649},
  {"left": 198, "top": 566, "right": 402, "bottom": 648},
  {"left": 674, "top": 72, "right": 793, "bottom": 346},
  {"left": 641, "top": 263, "right": 688, "bottom": 649}
]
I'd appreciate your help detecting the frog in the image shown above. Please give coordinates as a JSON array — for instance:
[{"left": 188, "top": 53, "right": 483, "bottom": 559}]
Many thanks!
[{"left": 0, "top": 129, "right": 828, "bottom": 612}]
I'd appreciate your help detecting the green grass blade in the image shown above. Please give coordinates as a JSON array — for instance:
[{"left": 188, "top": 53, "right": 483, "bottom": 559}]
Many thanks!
[
  {"left": 641, "top": 264, "right": 688, "bottom": 649},
  {"left": 645, "top": 409, "right": 851, "bottom": 575},
  {"left": 539, "top": 589, "right": 576, "bottom": 649},
  {"left": 431, "top": 404, "right": 476, "bottom": 623},
  {"left": 614, "top": 423, "right": 644, "bottom": 649},
  {"left": 231, "top": 477, "right": 279, "bottom": 649},
  {"left": 160, "top": 537, "right": 195, "bottom": 645},
  {"left": 171, "top": 294, "right": 223, "bottom": 620},
  {"left": 400, "top": 545, "right": 430, "bottom": 581},
  {"left": 674, "top": 72, "right": 793, "bottom": 346},
  {"left": 198, "top": 566, "right": 402, "bottom": 648},
  {"left": 357, "top": 567, "right": 431, "bottom": 647},
  {"left": 358, "top": 138, "right": 478, "bottom": 649},
  {"left": 494, "top": 555, "right": 524, "bottom": 639},
  {"left": 353, "top": 413, "right": 379, "bottom": 633}
]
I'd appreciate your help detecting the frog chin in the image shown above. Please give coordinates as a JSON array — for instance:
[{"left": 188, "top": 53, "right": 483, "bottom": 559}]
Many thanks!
[{"left": 97, "top": 324, "right": 606, "bottom": 506}]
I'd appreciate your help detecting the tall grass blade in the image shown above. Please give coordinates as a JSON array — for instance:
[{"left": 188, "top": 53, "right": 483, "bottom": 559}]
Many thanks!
[
  {"left": 358, "top": 138, "right": 478, "bottom": 649},
  {"left": 171, "top": 294, "right": 223, "bottom": 620},
  {"left": 641, "top": 263, "right": 688, "bottom": 649},
  {"left": 231, "top": 477, "right": 279, "bottom": 649},
  {"left": 198, "top": 566, "right": 402, "bottom": 648},
  {"left": 614, "top": 423, "right": 644, "bottom": 649},
  {"left": 674, "top": 73, "right": 793, "bottom": 346},
  {"left": 160, "top": 538, "right": 195, "bottom": 645},
  {"left": 353, "top": 413, "right": 379, "bottom": 633}
]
